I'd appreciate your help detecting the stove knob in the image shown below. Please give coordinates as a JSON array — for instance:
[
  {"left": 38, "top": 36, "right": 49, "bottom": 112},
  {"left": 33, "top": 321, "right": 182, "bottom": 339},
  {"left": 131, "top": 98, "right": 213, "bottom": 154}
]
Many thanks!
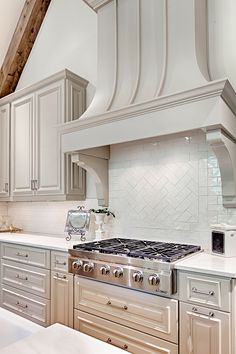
[
  {"left": 100, "top": 265, "right": 110, "bottom": 275},
  {"left": 113, "top": 267, "right": 123, "bottom": 278},
  {"left": 132, "top": 271, "right": 143, "bottom": 283},
  {"left": 83, "top": 263, "right": 94, "bottom": 273},
  {"left": 72, "top": 260, "right": 83, "bottom": 270},
  {"left": 148, "top": 274, "right": 160, "bottom": 286}
]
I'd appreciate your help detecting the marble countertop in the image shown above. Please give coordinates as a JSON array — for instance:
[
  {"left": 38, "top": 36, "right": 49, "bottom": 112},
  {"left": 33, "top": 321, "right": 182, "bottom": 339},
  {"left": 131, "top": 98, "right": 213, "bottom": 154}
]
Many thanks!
[
  {"left": 0, "top": 232, "right": 83, "bottom": 252},
  {"left": 175, "top": 251, "right": 236, "bottom": 278},
  {"left": 0, "top": 323, "right": 126, "bottom": 354}
]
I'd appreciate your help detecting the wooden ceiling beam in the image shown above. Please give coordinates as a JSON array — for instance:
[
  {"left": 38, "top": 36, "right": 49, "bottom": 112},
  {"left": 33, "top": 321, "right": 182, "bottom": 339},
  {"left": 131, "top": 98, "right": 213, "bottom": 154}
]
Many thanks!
[{"left": 0, "top": 0, "right": 51, "bottom": 98}]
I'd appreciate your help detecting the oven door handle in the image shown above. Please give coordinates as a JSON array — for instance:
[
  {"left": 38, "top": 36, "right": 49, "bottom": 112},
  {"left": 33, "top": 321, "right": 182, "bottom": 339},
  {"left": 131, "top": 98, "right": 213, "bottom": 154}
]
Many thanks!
[{"left": 106, "top": 300, "right": 128, "bottom": 311}]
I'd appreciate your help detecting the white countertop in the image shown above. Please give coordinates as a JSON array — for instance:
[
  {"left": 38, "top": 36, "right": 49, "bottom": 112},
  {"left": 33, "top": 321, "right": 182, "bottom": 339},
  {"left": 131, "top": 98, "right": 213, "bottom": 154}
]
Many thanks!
[
  {"left": 175, "top": 251, "right": 236, "bottom": 278},
  {"left": 0, "top": 324, "right": 126, "bottom": 354},
  {"left": 0, "top": 232, "right": 83, "bottom": 252}
]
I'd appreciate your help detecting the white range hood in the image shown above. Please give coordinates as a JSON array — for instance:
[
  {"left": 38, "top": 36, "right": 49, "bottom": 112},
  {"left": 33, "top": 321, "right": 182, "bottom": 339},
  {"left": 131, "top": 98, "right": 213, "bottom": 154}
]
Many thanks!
[{"left": 59, "top": 0, "right": 236, "bottom": 207}]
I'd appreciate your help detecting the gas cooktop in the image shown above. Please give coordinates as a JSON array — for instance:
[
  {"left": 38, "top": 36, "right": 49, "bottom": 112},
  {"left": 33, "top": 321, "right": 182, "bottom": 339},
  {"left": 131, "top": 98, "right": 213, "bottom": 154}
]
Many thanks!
[
  {"left": 69, "top": 238, "right": 201, "bottom": 295},
  {"left": 72, "top": 238, "right": 201, "bottom": 263}
]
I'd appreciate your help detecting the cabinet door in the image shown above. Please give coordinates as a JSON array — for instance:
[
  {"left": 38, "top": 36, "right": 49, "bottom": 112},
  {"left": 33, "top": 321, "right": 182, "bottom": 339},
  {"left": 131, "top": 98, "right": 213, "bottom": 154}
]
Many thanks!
[
  {"left": 0, "top": 104, "right": 10, "bottom": 198},
  {"left": 51, "top": 271, "right": 73, "bottom": 328},
  {"left": 35, "top": 81, "right": 64, "bottom": 196},
  {"left": 180, "top": 302, "right": 230, "bottom": 354},
  {"left": 11, "top": 95, "right": 34, "bottom": 197}
]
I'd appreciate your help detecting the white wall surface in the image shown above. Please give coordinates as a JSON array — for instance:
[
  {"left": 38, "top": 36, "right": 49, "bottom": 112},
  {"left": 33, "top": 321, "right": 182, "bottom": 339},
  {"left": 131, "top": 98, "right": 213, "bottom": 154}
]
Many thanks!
[
  {"left": 0, "top": 0, "right": 25, "bottom": 66},
  {"left": 17, "top": 0, "right": 97, "bottom": 106}
]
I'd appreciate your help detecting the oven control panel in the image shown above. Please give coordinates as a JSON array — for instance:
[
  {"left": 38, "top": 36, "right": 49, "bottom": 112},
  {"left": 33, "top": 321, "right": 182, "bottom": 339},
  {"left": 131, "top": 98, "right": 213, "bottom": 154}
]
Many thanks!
[{"left": 69, "top": 257, "right": 176, "bottom": 296}]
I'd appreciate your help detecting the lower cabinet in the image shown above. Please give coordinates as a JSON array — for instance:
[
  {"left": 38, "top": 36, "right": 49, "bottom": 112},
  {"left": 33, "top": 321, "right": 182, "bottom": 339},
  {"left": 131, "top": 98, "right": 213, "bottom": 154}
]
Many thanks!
[
  {"left": 51, "top": 271, "right": 73, "bottom": 328},
  {"left": 74, "top": 309, "right": 178, "bottom": 354},
  {"left": 180, "top": 302, "right": 230, "bottom": 354}
]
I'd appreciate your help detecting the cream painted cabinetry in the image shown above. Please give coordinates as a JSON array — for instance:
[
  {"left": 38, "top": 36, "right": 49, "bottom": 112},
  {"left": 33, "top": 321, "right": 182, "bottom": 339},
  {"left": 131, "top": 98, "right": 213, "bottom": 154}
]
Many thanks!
[
  {"left": 0, "top": 104, "right": 10, "bottom": 200},
  {"left": 74, "top": 310, "right": 178, "bottom": 354},
  {"left": 10, "top": 70, "right": 87, "bottom": 201},
  {"left": 0, "top": 243, "right": 51, "bottom": 326},
  {"left": 51, "top": 251, "right": 73, "bottom": 328},
  {"left": 74, "top": 277, "right": 178, "bottom": 353},
  {"left": 179, "top": 271, "right": 232, "bottom": 354},
  {"left": 180, "top": 302, "right": 230, "bottom": 354}
]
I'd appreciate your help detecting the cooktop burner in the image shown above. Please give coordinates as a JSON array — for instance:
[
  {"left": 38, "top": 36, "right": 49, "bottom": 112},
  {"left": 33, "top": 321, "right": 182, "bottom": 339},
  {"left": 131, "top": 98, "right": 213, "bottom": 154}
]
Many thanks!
[{"left": 73, "top": 238, "right": 201, "bottom": 262}]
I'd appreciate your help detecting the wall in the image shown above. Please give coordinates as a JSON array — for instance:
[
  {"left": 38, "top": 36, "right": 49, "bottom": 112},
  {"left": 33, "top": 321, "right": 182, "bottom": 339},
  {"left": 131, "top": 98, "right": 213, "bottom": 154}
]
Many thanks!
[
  {"left": 108, "top": 131, "right": 235, "bottom": 251},
  {"left": 17, "top": 0, "right": 97, "bottom": 106},
  {"left": 0, "top": 0, "right": 25, "bottom": 67}
]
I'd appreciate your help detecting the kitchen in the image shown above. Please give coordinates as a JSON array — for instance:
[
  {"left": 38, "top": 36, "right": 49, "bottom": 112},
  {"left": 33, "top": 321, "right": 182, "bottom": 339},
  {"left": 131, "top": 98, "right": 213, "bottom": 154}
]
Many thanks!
[{"left": 0, "top": 0, "right": 236, "bottom": 353}]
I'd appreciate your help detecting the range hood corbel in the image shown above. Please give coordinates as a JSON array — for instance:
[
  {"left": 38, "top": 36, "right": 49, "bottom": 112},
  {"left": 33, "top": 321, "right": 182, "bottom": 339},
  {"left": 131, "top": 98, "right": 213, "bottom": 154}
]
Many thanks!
[
  {"left": 206, "top": 129, "right": 236, "bottom": 207},
  {"left": 71, "top": 146, "right": 110, "bottom": 206}
]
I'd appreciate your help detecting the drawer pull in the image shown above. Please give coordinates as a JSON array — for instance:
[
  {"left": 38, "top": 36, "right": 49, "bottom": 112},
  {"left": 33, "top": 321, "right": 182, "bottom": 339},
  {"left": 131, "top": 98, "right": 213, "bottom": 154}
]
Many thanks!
[
  {"left": 192, "top": 287, "right": 215, "bottom": 296},
  {"left": 55, "top": 261, "right": 67, "bottom": 266},
  {"left": 192, "top": 307, "right": 215, "bottom": 317},
  {"left": 53, "top": 274, "right": 67, "bottom": 280},
  {"left": 16, "top": 301, "right": 28, "bottom": 309},
  {"left": 107, "top": 337, "right": 128, "bottom": 350},
  {"left": 16, "top": 252, "right": 29, "bottom": 258},
  {"left": 107, "top": 300, "right": 128, "bottom": 311},
  {"left": 16, "top": 274, "right": 28, "bottom": 281}
]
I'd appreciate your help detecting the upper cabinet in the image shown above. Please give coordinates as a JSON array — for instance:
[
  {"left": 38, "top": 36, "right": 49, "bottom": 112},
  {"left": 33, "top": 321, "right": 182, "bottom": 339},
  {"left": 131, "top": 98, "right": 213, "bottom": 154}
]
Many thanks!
[
  {"left": 0, "top": 104, "right": 10, "bottom": 200},
  {"left": 1, "top": 70, "right": 88, "bottom": 201}
]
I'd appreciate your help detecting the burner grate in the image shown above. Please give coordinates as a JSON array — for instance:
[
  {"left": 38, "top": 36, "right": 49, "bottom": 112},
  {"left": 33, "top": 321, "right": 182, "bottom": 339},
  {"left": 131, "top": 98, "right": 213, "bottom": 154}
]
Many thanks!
[{"left": 73, "top": 238, "right": 201, "bottom": 262}]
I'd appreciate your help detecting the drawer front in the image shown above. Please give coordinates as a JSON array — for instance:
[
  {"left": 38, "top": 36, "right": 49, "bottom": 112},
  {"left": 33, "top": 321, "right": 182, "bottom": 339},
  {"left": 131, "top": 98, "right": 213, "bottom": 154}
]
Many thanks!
[
  {"left": 1, "top": 284, "right": 50, "bottom": 327},
  {"left": 51, "top": 251, "right": 68, "bottom": 272},
  {"left": 74, "top": 277, "right": 178, "bottom": 343},
  {"left": 1, "top": 259, "right": 50, "bottom": 299},
  {"left": 1, "top": 243, "right": 50, "bottom": 269},
  {"left": 74, "top": 310, "right": 178, "bottom": 354},
  {"left": 179, "top": 271, "right": 231, "bottom": 311}
]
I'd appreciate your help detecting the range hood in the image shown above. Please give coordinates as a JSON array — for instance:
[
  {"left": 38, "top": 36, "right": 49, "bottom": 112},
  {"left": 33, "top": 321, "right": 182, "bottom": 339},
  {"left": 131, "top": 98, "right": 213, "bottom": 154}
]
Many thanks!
[{"left": 59, "top": 0, "right": 236, "bottom": 207}]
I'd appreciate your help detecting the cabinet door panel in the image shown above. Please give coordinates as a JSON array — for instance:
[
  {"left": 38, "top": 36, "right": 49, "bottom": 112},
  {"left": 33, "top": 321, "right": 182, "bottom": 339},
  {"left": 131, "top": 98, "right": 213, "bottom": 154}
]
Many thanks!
[
  {"left": 0, "top": 104, "right": 10, "bottom": 198},
  {"left": 35, "top": 81, "right": 64, "bottom": 195},
  {"left": 180, "top": 302, "right": 230, "bottom": 354},
  {"left": 1, "top": 284, "right": 50, "bottom": 327},
  {"left": 74, "top": 310, "right": 178, "bottom": 354},
  {"left": 51, "top": 271, "right": 73, "bottom": 327},
  {"left": 11, "top": 95, "right": 34, "bottom": 196}
]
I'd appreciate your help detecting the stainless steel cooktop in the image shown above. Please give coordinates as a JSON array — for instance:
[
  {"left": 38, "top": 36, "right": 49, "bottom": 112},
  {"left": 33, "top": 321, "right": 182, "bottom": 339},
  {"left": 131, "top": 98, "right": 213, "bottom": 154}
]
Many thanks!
[{"left": 68, "top": 238, "right": 201, "bottom": 296}]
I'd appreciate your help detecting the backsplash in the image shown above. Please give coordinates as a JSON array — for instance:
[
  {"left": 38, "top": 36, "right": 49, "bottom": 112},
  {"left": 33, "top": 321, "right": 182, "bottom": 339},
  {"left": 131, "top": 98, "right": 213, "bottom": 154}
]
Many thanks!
[
  {"left": 2, "top": 131, "right": 236, "bottom": 249},
  {"left": 108, "top": 132, "right": 236, "bottom": 250}
]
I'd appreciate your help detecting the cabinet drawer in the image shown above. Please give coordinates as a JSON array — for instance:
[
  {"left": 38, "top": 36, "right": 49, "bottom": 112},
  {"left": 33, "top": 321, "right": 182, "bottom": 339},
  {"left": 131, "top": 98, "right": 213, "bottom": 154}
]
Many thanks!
[
  {"left": 180, "top": 302, "right": 230, "bottom": 354},
  {"left": 74, "top": 277, "right": 178, "bottom": 344},
  {"left": 74, "top": 310, "right": 178, "bottom": 354},
  {"left": 1, "top": 259, "right": 50, "bottom": 299},
  {"left": 1, "top": 284, "right": 50, "bottom": 327},
  {"left": 1, "top": 243, "right": 50, "bottom": 269},
  {"left": 179, "top": 271, "right": 231, "bottom": 311},
  {"left": 51, "top": 251, "right": 68, "bottom": 272}
]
